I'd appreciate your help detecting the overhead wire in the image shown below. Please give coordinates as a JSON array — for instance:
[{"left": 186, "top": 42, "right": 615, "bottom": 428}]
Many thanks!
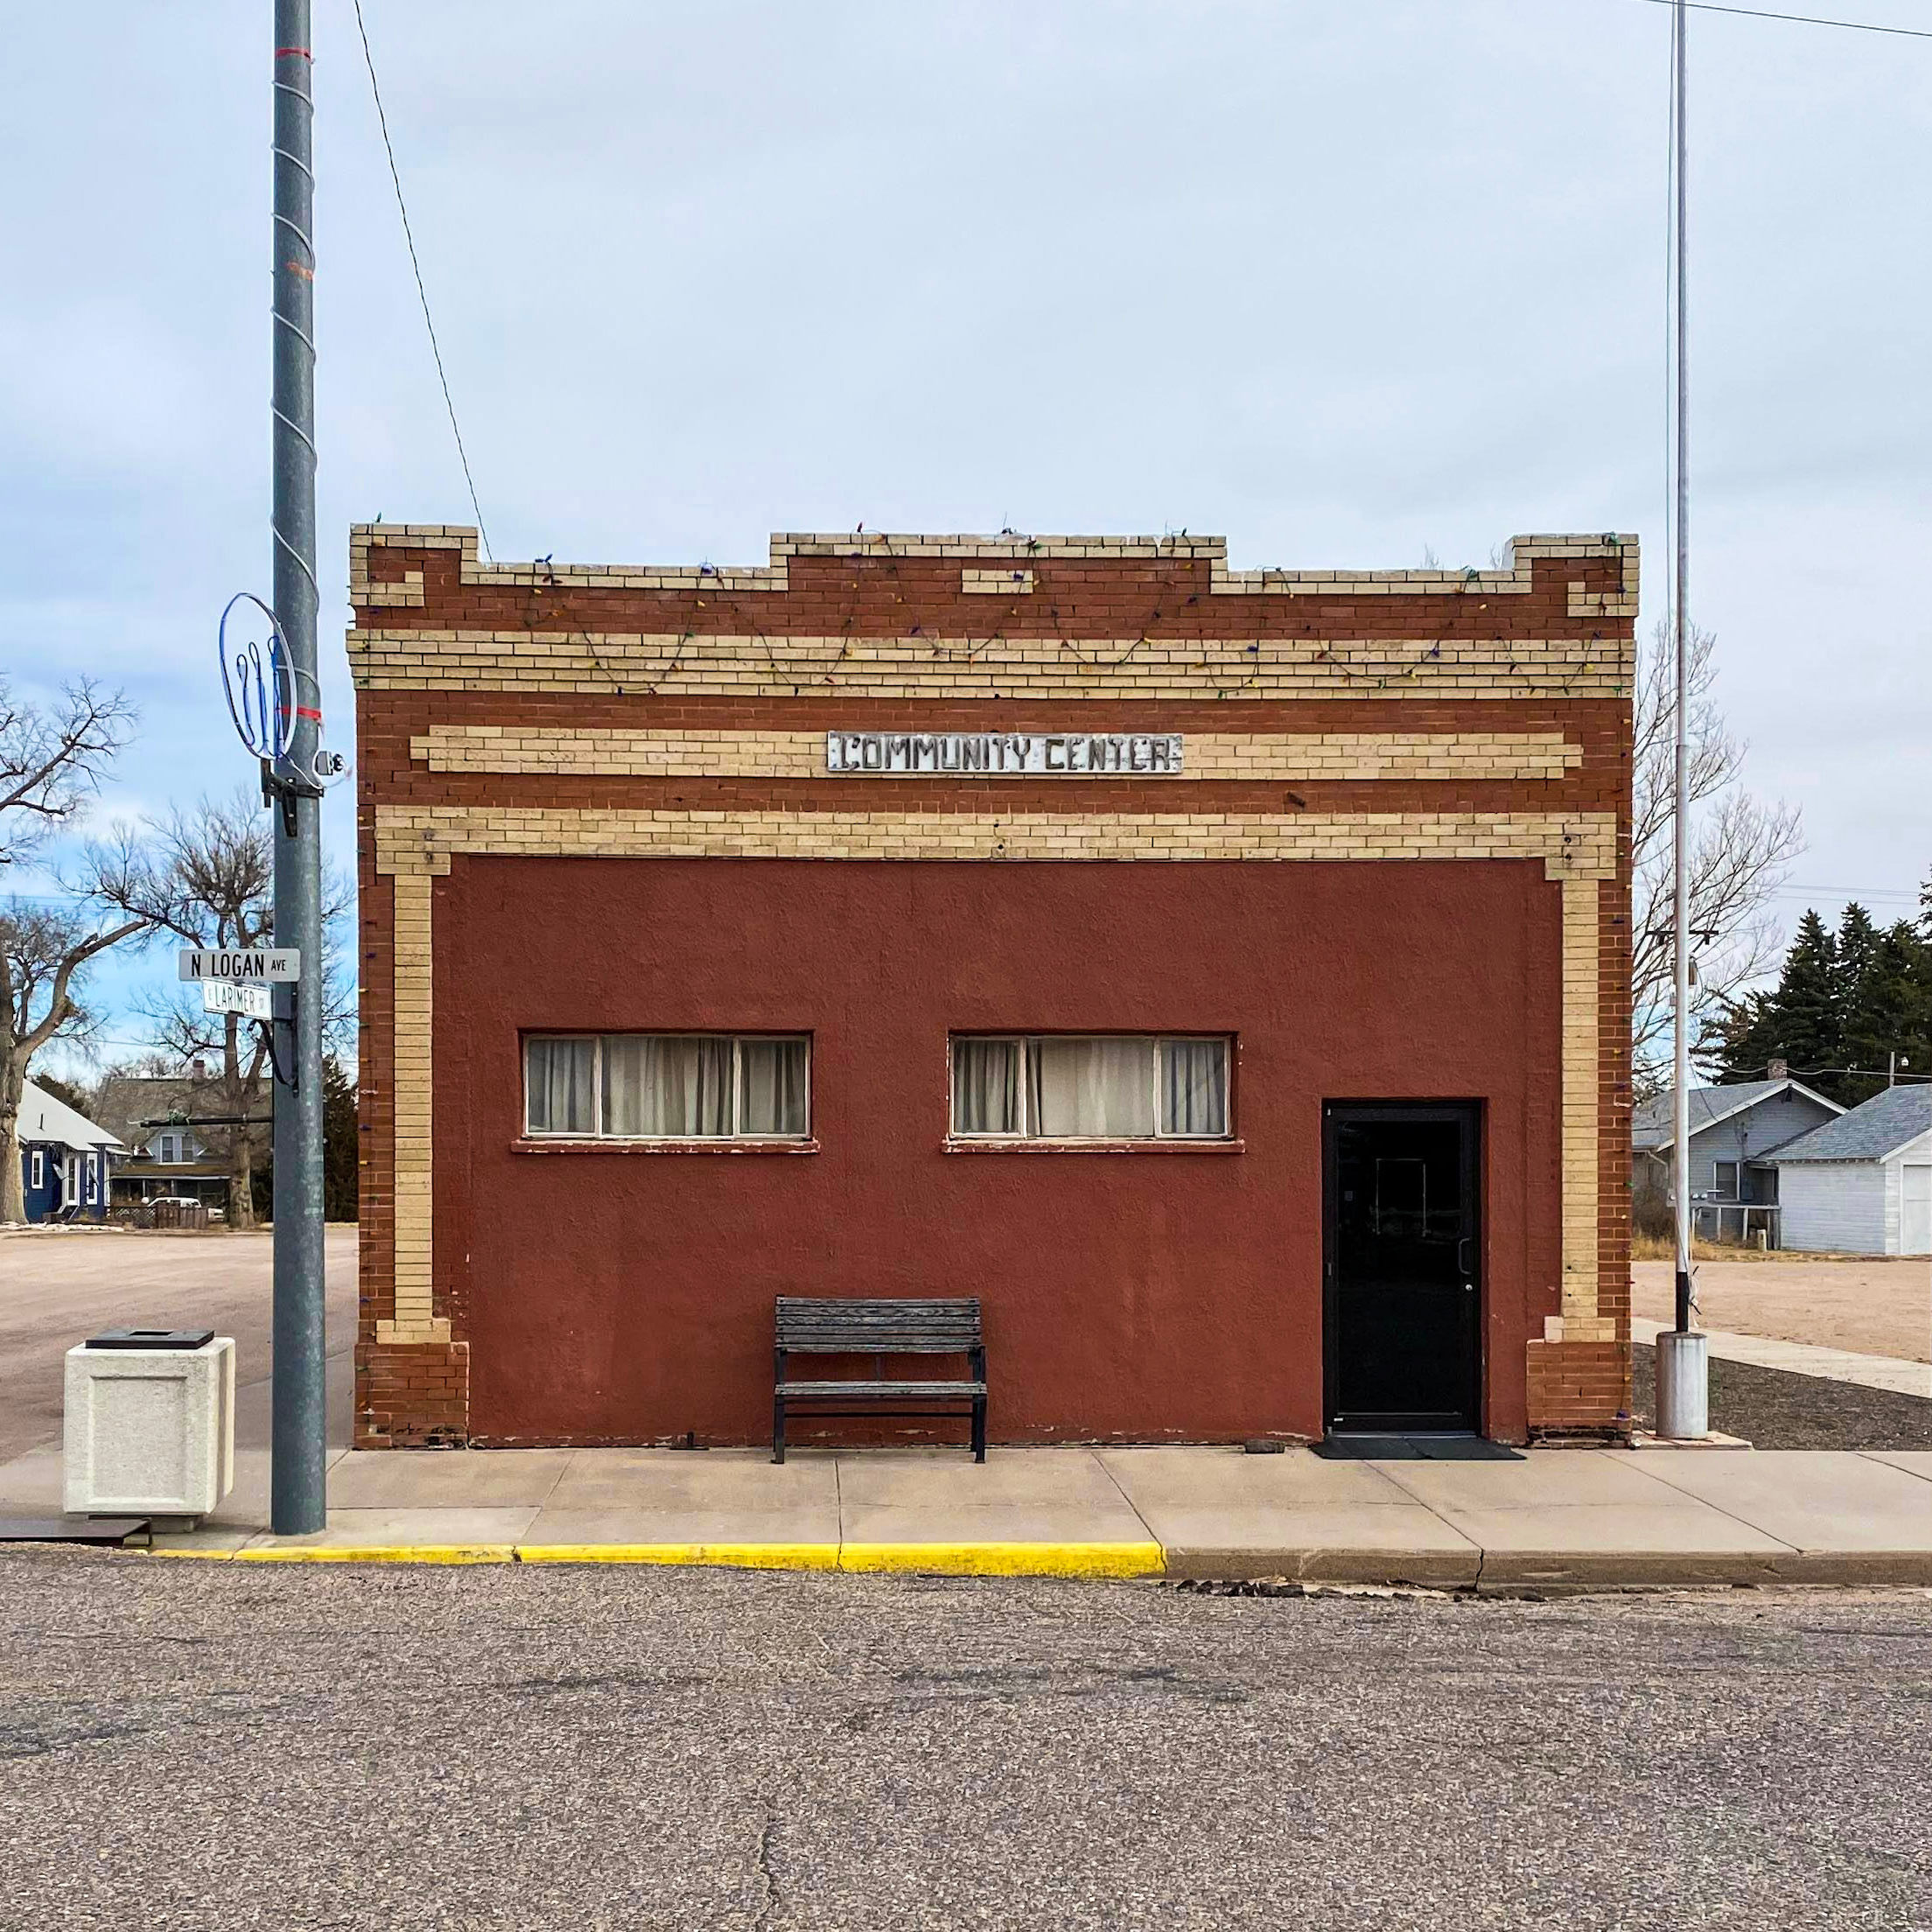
[
  {"left": 351, "top": 0, "right": 493, "bottom": 560},
  {"left": 1625, "top": 0, "right": 1932, "bottom": 38}
]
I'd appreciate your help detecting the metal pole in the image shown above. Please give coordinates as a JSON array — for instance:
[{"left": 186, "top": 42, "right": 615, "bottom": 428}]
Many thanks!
[
  {"left": 270, "top": 0, "right": 327, "bottom": 1533},
  {"left": 1658, "top": 0, "right": 1709, "bottom": 1438}
]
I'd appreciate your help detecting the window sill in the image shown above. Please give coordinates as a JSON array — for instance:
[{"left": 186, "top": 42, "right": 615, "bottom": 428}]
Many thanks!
[
  {"left": 942, "top": 1138, "right": 1245, "bottom": 1155},
  {"left": 511, "top": 1138, "right": 820, "bottom": 1156}
]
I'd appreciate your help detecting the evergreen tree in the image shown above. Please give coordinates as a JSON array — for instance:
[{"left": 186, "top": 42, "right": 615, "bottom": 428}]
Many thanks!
[
  {"left": 1839, "top": 920, "right": 1932, "bottom": 1106},
  {"left": 32, "top": 1072, "right": 90, "bottom": 1116},
  {"left": 321, "top": 1054, "right": 359, "bottom": 1222},
  {"left": 1717, "top": 902, "right": 1932, "bottom": 1106},
  {"left": 248, "top": 1057, "right": 360, "bottom": 1222},
  {"left": 1714, "top": 910, "right": 1838, "bottom": 1088}
]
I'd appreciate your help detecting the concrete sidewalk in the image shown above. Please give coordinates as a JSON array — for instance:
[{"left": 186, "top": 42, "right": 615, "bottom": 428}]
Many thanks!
[
  {"left": 1632, "top": 1317, "right": 1932, "bottom": 1397},
  {"left": 4, "top": 1439, "right": 1929, "bottom": 1586}
]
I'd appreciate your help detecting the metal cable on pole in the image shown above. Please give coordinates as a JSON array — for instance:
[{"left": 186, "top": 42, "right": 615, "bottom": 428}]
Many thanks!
[
  {"left": 270, "top": 0, "right": 328, "bottom": 1532},
  {"left": 352, "top": 0, "right": 492, "bottom": 561}
]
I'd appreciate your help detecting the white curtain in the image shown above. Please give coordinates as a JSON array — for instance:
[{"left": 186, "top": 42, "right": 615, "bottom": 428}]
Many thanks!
[
  {"left": 952, "top": 1038, "right": 1021, "bottom": 1134},
  {"left": 738, "top": 1038, "right": 808, "bottom": 1137},
  {"left": 1032, "top": 1037, "right": 1156, "bottom": 1138},
  {"left": 527, "top": 1036, "right": 598, "bottom": 1133},
  {"left": 604, "top": 1036, "right": 732, "bottom": 1136},
  {"left": 1160, "top": 1038, "right": 1228, "bottom": 1137}
]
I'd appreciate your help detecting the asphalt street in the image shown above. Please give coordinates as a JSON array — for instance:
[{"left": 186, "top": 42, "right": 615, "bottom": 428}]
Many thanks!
[
  {"left": 1, "top": 1555, "right": 1928, "bottom": 1930},
  {"left": 0, "top": 1228, "right": 357, "bottom": 1460}
]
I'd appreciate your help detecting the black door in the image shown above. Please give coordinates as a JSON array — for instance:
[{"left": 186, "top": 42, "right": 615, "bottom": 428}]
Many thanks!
[{"left": 1324, "top": 1102, "right": 1480, "bottom": 1433}]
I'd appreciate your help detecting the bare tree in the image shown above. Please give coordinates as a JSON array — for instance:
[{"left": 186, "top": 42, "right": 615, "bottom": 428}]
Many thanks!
[
  {"left": 1630, "top": 622, "right": 1803, "bottom": 1092},
  {"left": 0, "top": 679, "right": 136, "bottom": 868},
  {"left": 89, "top": 794, "right": 276, "bottom": 1227},
  {"left": 0, "top": 905, "right": 145, "bottom": 1221},
  {"left": 0, "top": 678, "right": 144, "bottom": 1221},
  {"left": 88, "top": 790, "right": 354, "bottom": 1227}
]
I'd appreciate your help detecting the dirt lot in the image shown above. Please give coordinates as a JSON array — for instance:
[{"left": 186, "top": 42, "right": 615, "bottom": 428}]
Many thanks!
[
  {"left": 0, "top": 1226, "right": 357, "bottom": 1460},
  {"left": 1634, "top": 1256, "right": 1930, "bottom": 1362}
]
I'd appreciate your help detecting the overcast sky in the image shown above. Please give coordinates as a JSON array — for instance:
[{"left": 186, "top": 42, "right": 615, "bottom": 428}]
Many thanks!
[{"left": 4, "top": 0, "right": 1928, "bottom": 1074}]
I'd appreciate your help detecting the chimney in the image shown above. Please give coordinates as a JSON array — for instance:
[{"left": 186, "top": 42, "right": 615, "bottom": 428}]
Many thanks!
[
  {"left": 1767, "top": 1058, "right": 1788, "bottom": 1082},
  {"left": 191, "top": 1056, "right": 209, "bottom": 1082}
]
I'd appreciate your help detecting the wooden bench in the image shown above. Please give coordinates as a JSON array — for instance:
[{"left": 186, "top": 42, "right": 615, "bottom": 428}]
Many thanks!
[{"left": 773, "top": 1297, "right": 987, "bottom": 1465}]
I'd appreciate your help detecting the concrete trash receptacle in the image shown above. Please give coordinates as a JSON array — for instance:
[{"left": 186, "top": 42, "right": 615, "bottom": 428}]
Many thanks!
[{"left": 65, "top": 1330, "right": 235, "bottom": 1519}]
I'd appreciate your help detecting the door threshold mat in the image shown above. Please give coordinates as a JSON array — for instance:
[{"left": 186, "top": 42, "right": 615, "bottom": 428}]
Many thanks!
[
  {"left": 0, "top": 1516, "right": 152, "bottom": 1547},
  {"left": 1314, "top": 1436, "right": 1524, "bottom": 1462}
]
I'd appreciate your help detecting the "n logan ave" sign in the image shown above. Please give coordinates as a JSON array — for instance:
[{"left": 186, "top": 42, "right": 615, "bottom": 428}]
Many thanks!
[{"left": 826, "top": 732, "right": 1183, "bottom": 775}]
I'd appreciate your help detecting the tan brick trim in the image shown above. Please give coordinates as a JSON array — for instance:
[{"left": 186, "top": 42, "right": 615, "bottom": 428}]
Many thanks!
[
  {"left": 377, "top": 863, "right": 447, "bottom": 1344},
  {"left": 351, "top": 627, "right": 1633, "bottom": 701},
  {"left": 371, "top": 805, "right": 1613, "bottom": 1343},
  {"left": 1558, "top": 875, "right": 1607, "bottom": 1339},
  {"left": 1567, "top": 581, "right": 1637, "bottom": 620},
  {"left": 361, "top": 569, "right": 424, "bottom": 609},
  {"left": 411, "top": 725, "right": 1586, "bottom": 782},
  {"left": 962, "top": 567, "right": 1034, "bottom": 595},
  {"left": 350, "top": 524, "right": 1636, "bottom": 605},
  {"left": 374, "top": 807, "right": 1615, "bottom": 878}
]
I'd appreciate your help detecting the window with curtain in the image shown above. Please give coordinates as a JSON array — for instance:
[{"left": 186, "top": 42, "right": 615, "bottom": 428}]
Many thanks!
[
  {"left": 949, "top": 1036, "right": 1230, "bottom": 1139},
  {"left": 524, "top": 1034, "right": 809, "bottom": 1140}
]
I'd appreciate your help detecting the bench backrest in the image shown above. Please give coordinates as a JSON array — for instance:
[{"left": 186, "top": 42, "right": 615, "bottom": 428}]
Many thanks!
[{"left": 775, "top": 1297, "right": 983, "bottom": 1354}]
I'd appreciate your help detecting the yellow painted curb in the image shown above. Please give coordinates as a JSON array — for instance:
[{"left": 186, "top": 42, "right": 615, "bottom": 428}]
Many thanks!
[
  {"left": 517, "top": 1543, "right": 840, "bottom": 1571},
  {"left": 839, "top": 1541, "right": 1166, "bottom": 1578}
]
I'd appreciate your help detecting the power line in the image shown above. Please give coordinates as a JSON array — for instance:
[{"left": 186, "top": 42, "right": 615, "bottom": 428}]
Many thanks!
[
  {"left": 351, "top": 0, "right": 493, "bottom": 560},
  {"left": 1771, "top": 885, "right": 1923, "bottom": 901},
  {"left": 1626, "top": 0, "right": 1932, "bottom": 39}
]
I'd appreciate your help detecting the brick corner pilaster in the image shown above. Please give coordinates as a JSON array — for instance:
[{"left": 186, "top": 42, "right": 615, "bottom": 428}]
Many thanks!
[{"left": 355, "top": 1339, "right": 471, "bottom": 1449}]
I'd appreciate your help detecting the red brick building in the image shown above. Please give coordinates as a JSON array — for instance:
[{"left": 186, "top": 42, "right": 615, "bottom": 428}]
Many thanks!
[{"left": 350, "top": 525, "right": 1634, "bottom": 1450}]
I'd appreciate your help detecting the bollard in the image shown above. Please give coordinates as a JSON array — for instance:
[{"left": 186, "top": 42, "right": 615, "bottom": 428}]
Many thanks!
[{"left": 1655, "top": 1329, "right": 1710, "bottom": 1440}]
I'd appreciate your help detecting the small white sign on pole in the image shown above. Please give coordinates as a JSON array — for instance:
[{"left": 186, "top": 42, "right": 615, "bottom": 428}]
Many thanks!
[
  {"left": 202, "top": 980, "right": 273, "bottom": 1020},
  {"left": 177, "top": 948, "right": 301, "bottom": 984}
]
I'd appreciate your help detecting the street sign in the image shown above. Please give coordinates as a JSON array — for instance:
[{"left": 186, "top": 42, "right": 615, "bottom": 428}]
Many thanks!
[
  {"left": 177, "top": 947, "right": 301, "bottom": 984},
  {"left": 202, "top": 980, "right": 273, "bottom": 1020}
]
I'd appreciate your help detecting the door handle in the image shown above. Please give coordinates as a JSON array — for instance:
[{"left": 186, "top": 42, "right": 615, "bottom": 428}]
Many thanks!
[{"left": 1457, "top": 1235, "right": 1474, "bottom": 1277}]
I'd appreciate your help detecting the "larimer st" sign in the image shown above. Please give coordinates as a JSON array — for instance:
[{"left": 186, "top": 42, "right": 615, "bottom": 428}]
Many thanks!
[{"left": 826, "top": 732, "right": 1183, "bottom": 775}]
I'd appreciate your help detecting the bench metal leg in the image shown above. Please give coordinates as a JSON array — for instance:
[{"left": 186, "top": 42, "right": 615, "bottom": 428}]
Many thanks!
[
  {"left": 772, "top": 1395, "right": 786, "bottom": 1466},
  {"left": 971, "top": 1395, "right": 987, "bottom": 1463}
]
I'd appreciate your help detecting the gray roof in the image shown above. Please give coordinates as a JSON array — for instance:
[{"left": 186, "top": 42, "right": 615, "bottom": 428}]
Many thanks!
[
  {"left": 1631, "top": 1078, "right": 1842, "bottom": 1152},
  {"left": 94, "top": 1074, "right": 272, "bottom": 1148},
  {"left": 1770, "top": 1083, "right": 1932, "bottom": 1164},
  {"left": 17, "top": 1082, "right": 120, "bottom": 1154}
]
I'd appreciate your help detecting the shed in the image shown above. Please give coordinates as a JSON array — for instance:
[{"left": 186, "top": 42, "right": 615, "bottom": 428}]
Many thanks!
[{"left": 1770, "top": 1085, "right": 1932, "bottom": 1256}]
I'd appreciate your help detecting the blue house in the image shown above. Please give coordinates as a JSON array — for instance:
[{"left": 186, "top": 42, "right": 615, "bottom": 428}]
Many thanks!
[
  {"left": 1632, "top": 1073, "right": 1844, "bottom": 1247},
  {"left": 17, "top": 1081, "right": 121, "bottom": 1223}
]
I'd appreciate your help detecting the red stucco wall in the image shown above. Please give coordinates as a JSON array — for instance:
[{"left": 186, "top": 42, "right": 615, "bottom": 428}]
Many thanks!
[{"left": 434, "top": 854, "right": 1562, "bottom": 1446}]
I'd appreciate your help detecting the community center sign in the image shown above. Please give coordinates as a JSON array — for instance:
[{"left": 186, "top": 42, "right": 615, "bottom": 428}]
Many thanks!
[{"left": 826, "top": 731, "right": 1184, "bottom": 775}]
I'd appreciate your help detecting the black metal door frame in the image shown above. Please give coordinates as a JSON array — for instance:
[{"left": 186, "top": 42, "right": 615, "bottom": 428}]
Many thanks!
[{"left": 1322, "top": 1100, "right": 1483, "bottom": 1434}]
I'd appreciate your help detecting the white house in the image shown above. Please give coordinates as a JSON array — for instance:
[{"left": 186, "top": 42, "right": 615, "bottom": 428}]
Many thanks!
[{"left": 1771, "top": 1084, "right": 1932, "bottom": 1256}]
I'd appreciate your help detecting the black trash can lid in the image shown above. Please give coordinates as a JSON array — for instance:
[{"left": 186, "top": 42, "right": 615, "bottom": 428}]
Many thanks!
[{"left": 85, "top": 1328, "right": 216, "bottom": 1351}]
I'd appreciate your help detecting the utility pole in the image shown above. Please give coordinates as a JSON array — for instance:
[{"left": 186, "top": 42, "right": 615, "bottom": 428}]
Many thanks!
[
  {"left": 270, "top": 0, "right": 328, "bottom": 1532},
  {"left": 1657, "top": 0, "right": 1709, "bottom": 1439}
]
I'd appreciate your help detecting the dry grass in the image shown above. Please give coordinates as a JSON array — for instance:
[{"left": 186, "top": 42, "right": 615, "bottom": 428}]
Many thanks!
[{"left": 1628, "top": 1231, "right": 1867, "bottom": 1264}]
